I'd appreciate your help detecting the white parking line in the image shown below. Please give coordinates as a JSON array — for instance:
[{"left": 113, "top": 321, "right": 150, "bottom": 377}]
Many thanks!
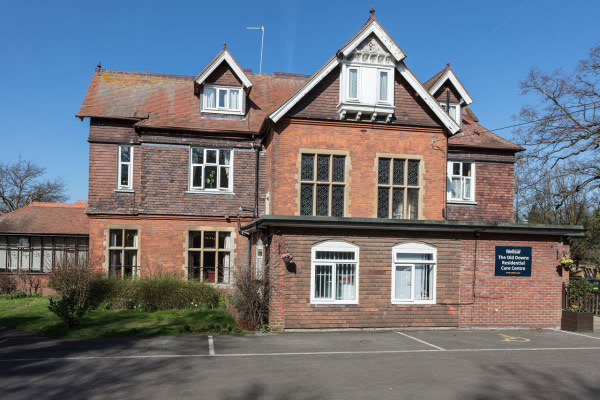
[
  {"left": 396, "top": 332, "right": 445, "bottom": 351},
  {"left": 554, "top": 329, "right": 600, "bottom": 340},
  {"left": 2, "top": 346, "right": 600, "bottom": 363},
  {"left": 208, "top": 335, "right": 215, "bottom": 356}
]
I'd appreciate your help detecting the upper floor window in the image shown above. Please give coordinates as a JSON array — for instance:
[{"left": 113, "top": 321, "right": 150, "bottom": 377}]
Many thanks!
[
  {"left": 118, "top": 145, "right": 132, "bottom": 190},
  {"left": 342, "top": 64, "right": 394, "bottom": 106},
  {"left": 447, "top": 161, "right": 474, "bottom": 202},
  {"left": 377, "top": 157, "right": 421, "bottom": 219},
  {"left": 311, "top": 241, "right": 358, "bottom": 304},
  {"left": 440, "top": 102, "right": 460, "bottom": 125},
  {"left": 190, "top": 148, "right": 232, "bottom": 191},
  {"left": 300, "top": 153, "right": 346, "bottom": 217},
  {"left": 203, "top": 86, "right": 242, "bottom": 114},
  {"left": 392, "top": 242, "right": 436, "bottom": 304}
]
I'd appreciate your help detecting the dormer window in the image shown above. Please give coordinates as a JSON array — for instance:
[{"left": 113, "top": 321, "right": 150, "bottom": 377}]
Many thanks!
[
  {"left": 337, "top": 35, "right": 395, "bottom": 122},
  {"left": 440, "top": 102, "right": 460, "bottom": 125},
  {"left": 203, "top": 86, "right": 242, "bottom": 114}
]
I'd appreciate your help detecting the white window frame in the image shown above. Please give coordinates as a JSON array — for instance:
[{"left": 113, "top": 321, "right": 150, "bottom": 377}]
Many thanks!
[
  {"left": 447, "top": 161, "right": 475, "bottom": 202},
  {"left": 440, "top": 102, "right": 461, "bottom": 125},
  {"left": 391, "top": 242, "right": 436, "bottom": 305},
  {"left": 202, "top": 85, "right": 243, "bottom": 114},
  {"left": 310, "top": 240, "right": 359, "bottom": 305},
  {"left": 256, "top": 238, "right": 264, "bottom": 280},
  {"left": 341, "top": 63, "right": 394, "bottom": 106},
  {"left": 117, "top": 145, "right": 133, "bottom": 190},
  {"left": 189, "top": 147, "right": 233, "bottom": 192}
]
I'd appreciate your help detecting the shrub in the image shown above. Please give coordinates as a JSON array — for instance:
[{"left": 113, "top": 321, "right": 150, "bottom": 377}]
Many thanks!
[
  {"left": 4, "top": 290, "right": 28, "bottom": 299},
  {"left": 229, "top": 272, "right": 269, "bottom": 331},
  {"left": 0, "top": 274, "right": 17, "bottom": 295},
  {"left": 567, "top": 278, "right": 595, "bottom": 312},
  {"left": 88, "top": 276, "right": 220, "bottom": 311},
  {"left": 47, "top": 258, "right": 92, "bottom": 328}
]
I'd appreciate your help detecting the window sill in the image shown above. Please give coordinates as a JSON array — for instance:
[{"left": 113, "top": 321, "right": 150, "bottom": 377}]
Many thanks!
[
  {"left": 115, "top": 189, "right": 134, "bottom": 193},
  {"left": 186, "top": 190, "right": 235, "bottom": 196},
  {"left": 447, "top": 200, "right": 477, "bottom": 205},
  {"left": 310, "top": 300, "right": 359, "bottom": 306},
  {"left": 201, "top": 108, "right": 244, "bottom": 116},
  {"left": 392, "top": 300, "right": 436, "bottom": 305}
]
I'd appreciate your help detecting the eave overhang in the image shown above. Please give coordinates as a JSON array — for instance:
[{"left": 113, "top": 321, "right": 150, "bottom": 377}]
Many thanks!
[{"left": 241, "top": 215, "right": 585, "bottom": 238}]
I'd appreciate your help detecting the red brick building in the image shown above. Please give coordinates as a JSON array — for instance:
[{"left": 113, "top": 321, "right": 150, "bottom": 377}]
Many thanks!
[{"left": 77, "top": 10, "right": 582, "bottom": 330}]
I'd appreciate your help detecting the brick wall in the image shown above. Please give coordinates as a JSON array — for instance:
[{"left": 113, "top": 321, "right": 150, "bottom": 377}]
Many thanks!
[
  {"left": 446, "top": 154, "right": 515, "bottom": 222},
  {"left": 269, "top": 119, "right": 448, "bottom": 220},
  {"left": 267, "top": 228, "right": 568, "bottom": 331},
  {"left": 88, "top": 215, "right": 252, "bottom": 279},
  {"left": 459, "top": 234, "right": 568, "bottom": 328},
  {"left": 88, "top": 121, "right": 265, "bottom": 217}
]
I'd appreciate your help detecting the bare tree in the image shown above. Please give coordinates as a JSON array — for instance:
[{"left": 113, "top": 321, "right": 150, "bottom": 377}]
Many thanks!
[
  {"left": 515, "top": 41, "right": 600, "bottom": 205},
  {"left": 0, "top": 157, "right": 67, "bottom": 214}
]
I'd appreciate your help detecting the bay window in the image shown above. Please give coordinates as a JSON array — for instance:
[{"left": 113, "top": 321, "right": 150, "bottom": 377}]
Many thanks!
[{"left": 392, "top": 242, "right": 436, "bottom": 304}]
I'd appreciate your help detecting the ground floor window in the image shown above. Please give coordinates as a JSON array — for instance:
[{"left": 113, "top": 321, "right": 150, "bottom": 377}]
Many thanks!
[
  {"left": 188, "top": 230, "right": 231, "bottom": 284},
  {"left": 311, "top": 240, "right": 358, "bottom": 304},
  {"left": 0, "top": 235, "right": 88, "bottom": 273},
  {"left": 392, "top": 242, "right": 436, "bottom": 304},
  {"left": 108, "top": 229, "right": 138, "bottom": 278}
]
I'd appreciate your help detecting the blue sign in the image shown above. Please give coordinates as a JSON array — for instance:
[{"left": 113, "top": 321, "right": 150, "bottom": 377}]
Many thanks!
[{"left": 495, "top": 246, "right": 532, "bottom": 277}]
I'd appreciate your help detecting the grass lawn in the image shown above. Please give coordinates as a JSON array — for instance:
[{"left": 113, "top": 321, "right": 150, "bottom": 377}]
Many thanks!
[{"left": 0, "top": 296, "right": 240, "bottom": 339}]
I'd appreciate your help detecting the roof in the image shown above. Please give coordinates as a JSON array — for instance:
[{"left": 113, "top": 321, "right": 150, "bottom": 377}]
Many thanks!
[
  {"left": 424, "top": 63, "right": 473, "bottom": 105},
  {"left": 241, "top": 215, "right": 585, "bottom": 238},
  {"left": 449, "top": 107, "right": 524, "bottom": 152},
  {"left": 195, "top": 47, "right": 252, "bottom": 89},
  {"left": 0, "top": 201, "right": 89, "bottom": 236},
  {"left": 267, "top": 10, "right": 461, "bottom": 134},
  {"left": 77, "top": 69, "right": 307, "bottom": 133}
]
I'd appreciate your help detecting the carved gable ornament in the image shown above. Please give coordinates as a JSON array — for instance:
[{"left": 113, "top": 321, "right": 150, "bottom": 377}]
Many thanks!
[{"left": 349, "top": 35, "right": 394, "bottom": 66}]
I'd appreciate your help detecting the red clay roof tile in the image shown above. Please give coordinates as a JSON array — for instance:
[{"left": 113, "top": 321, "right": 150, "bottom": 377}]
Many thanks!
[{"left": 0, "top": 201, "right": 88, "bottom": 235}]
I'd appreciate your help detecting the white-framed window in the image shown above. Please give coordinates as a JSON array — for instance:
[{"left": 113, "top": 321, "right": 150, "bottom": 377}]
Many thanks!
[
  {"left": 118, "top": 145, "right": 132, "bottom": 190},
  {"left": 190, "top": 147, "right": 232, "bottom": 191},
  {"left": 188, "top": 230, "right": 231, "bottom": 284},
  {"left": 311, "top": 241, "right": 358, "bottom": 304},
  {"left": 392, "top": 242, "right": 436, "bottom": 304},
  {"left": 440, "top": 102, "right": 461, "bottom": 125},
  {"left": 109, "top": 229, "right": 138, "bottom": 278},
  {"left": 256, "top": 238, "right": 264, "bottom": 280},
  {"left": 202, "top": 85, "right": 242, "bottom": 114},
  {"left": 447, "top": 161, "right": 475, "bottom": 202},
  {"left": 342, "top": 64, "right": 394, "bottom": 106}
]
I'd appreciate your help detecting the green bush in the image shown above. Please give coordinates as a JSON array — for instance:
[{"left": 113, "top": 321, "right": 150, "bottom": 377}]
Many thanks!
[
  {"left": 48, "top": 290, "right": 89, "bottom": 328},
  {"left": 88, "top": 277, "right": 219, "bottom": 311}
]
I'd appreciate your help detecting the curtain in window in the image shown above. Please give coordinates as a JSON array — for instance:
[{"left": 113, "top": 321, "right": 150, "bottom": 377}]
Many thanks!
[
  {"left": 336, "top": 263, "right": 356, "bottom": 300},
  {"left": 379, "top": 71, "right": 388, "bottom": 101},
  {"left": 451, "top": 178, "right": 461, "bottom": 198},
  {"left": 414, "top": 265, "right": 431, "bottom": 300},
  {"left": 229, "top": 89, "right": 239, "bottom": 110},
  {"left": 205, "top": 88, "right": 216, "bottom": 108},
  {"left": 395, "top": 265, "right": 411, "bottom": 299},
  {"left": 349, "top": 69, "right": 358, "bottom": 98}
]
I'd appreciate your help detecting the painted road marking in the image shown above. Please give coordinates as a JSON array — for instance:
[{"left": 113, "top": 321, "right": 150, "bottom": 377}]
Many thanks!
[
  {"left": 396, "top": 332, "right": 445, "bottom": 350},
  {"left": 208, "top": 336, "right": 215, "bottom": 356},
  {"left": 2, "top": 347, "right": 600, "bottom": 363},
  {"left": 499, "top": 334, "right": 530, "bottom": 343},
  {"left": 555, "top": 329, "right": 600, "bottom": 340}
]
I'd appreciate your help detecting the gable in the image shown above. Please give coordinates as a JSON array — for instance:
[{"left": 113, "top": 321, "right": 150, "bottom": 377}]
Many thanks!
[
  {"left": 203, "top": 62, "right": 243, "bottom": 87},
  {"left": 288, "top": 65, "right": 441, "bottom": 128}
]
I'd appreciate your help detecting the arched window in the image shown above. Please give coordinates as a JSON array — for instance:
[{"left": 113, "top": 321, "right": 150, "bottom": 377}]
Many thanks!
[
  {"left": 392, "top": 242, "right": 436, "bottom": 304},
  {"left": 311, "top": 240, "right": 359, "bottom": 304}
]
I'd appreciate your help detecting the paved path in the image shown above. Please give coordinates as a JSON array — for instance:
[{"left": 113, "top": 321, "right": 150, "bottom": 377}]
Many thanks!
[{"left": 2, "top": 327, "right": 600, "bottom": 399}]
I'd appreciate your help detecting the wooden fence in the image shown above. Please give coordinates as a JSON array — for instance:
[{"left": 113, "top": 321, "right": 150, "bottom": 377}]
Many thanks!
[{"left": 562, "top": 282, "right": 600, "bottom": 315}]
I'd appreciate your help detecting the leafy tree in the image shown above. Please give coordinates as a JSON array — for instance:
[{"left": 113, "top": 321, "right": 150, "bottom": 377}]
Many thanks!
[
  {"left": 515, "top": 41, "right": 600, "bottom": 205},
  {"left": 0, "top": 157, "right": 67, "bottom": 214}
]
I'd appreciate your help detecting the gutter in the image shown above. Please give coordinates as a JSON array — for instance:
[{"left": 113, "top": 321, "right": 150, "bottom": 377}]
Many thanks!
[{"left": 241, "top": 215, "right": 585, "bottom": 238}]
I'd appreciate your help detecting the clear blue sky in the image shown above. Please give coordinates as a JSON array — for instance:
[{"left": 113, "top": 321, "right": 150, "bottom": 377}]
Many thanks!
[{"left": 1, "top": 0, "right": 598, "bottom": 202}]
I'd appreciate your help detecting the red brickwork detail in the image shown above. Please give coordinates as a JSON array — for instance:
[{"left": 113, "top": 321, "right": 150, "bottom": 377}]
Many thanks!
[
  {"left": 459, "top": 234, "right": 569, "bottom": 329},
  {"left": 88, "top": 215, "right": 251, "bottom": 279},
  {"left": 447, "top": 161, "right": 515, "bottom": 222},
  {"left": 269, "top": 120, "right": 447, "bottom": 220}
]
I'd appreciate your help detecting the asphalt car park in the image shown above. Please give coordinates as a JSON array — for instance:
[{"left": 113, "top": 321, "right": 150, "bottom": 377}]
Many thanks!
[{"left": 2, "top": 327, "right": 600, "bottom": 399}]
